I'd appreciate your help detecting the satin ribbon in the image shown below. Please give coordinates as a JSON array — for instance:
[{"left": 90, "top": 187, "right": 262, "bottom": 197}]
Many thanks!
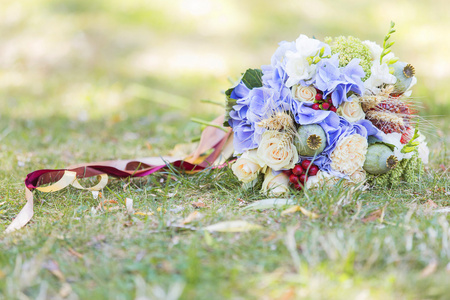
[{"left": 5, "top": 116, "right": 233, "bottom": 233}]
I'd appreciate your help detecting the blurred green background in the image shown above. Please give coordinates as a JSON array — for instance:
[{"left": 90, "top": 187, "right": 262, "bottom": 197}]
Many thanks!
[{"left": 1, "top": 0, "right": 449, "bottom": 166}]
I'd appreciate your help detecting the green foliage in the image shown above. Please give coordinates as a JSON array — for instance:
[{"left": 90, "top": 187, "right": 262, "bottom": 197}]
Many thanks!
[
  {"left": 366, "top": 151, "right": 424, "bottom": 187},
  {"left": 327, "top": 36, "right": 372, "bottom": 80},
  {"left": 381, "top": 21, "right": 399, "bottom": 66},
  {"left": 241, "top": 68, "right": 263, "bottom": 90},
  {"left": 223, "top": 69, "right": 263, "bottom": 127}
]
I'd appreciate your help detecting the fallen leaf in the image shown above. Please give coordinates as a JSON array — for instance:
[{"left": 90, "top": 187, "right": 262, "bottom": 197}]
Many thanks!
[
  {"left": 420, "top": 260, "right": 438, "bottom": 278},
  {"left": 191, "top": 201, "right": 209, "bottom": 208},
  {"left": 134, "top": 211, "right": 154, "bottom": 216},
  {"left": 182, "top": 211, "right": 203, "bottom": 224},
  {"left": 0, "top": 201, "right": 6, "bottom": 206},
  {"left": 43, "top": 259, "right": 65, "bottom": 282},
  {"left": 242, "top": 198, "right": 296, "bottom": 211},
  {"left": 96, "top": 199, "right": 118, "bottom": 210},
  {"left": 426, "top": 199, "right": 438, "bottom": 208},
  {"left": 67, "top": 248, "right": 83, "bottom": 259},
  {"left": 281, "top": 205, "right": 302, "bottom": 216},
  {"left": 361, "top": 207, "right": 386, "bottom": 223},
  {"left": 262, "top": 233, "right": 277, "bottom": 242},
  {"left": 440, "top": 164, "right": 447, "bottom": 171},
  {"left": 281, "top": 205, "right": 320, "bottom": 219},
  {"left": 204, "top": 220, "right": 262, "bottom": 232}
]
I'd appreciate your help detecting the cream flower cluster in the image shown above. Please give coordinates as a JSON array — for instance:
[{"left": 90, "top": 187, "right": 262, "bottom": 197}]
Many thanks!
[
  {"left": 330, "top": 134, "right": 368, "bottom": 175},
  {"left": 232, "top": 130, "right": 298, "bottom": 195}
]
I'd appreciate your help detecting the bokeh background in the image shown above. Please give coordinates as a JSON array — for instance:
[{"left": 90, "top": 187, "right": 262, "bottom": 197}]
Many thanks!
[{"left": 1, "top": 0, "right": 449, "bottom": 169}]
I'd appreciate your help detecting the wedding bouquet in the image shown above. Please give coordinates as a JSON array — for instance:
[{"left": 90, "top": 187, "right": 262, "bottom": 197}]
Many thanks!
[{"left": 225, "top": 23, "right": 429, "bottom": 196}]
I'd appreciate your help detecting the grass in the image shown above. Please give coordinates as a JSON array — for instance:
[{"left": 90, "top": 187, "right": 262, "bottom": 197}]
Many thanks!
[{"left": 1, "top": 0, "right": 450, "bottom": 299}]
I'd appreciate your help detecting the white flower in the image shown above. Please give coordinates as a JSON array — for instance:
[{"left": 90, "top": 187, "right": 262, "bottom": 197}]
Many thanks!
[
  {"left": 285, "top": 35, "right": 324, "bottom": 87},
  {"left": 306, "top": 170, "right": 340, "bottom": 189},
  {"left": 364, "top": 61, "right": 397, "bottom": 95},
  {"left": 379, "top": 132, "right": 414, "bottom": 161},
  {"left": 337, "top": 96, "right": 365, "bottom": 122},
  {"left": 349, "top": 168, "right": 367, "bottom": 183},
  {"left": 363, "top": 40, "right": 395, "bottom": 64},
  {"left": 330, "top": 134, "right": 368, "bottom": 175},
  {"left": 291, "top": 85, "right": 316, "bottom": 103},
  {"left": 261, "top": 169, "right": 290, "bottom": 196},
  {"left": 416, "top": 132, "right": 429, "bottom": 164},
  {"left": 231, "top": 150, "right": 264, "bottom": 183},
  {"left": 257, "top": 130, "right": 298, "bottom": 171}
]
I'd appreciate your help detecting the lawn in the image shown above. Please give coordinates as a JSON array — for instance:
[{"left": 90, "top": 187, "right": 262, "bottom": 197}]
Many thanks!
[{"left": 1, "top": 0, "right": 450, "bottom": 299}]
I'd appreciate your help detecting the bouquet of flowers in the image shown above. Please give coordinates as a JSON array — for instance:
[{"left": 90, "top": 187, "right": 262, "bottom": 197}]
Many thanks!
[{"left": 225, "top": 23, "right": 429, "bottom": 196}]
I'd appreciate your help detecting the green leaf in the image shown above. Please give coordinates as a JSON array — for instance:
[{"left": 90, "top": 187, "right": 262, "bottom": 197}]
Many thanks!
[
  {"left": 223, "top": 69, "right": 263, "bottom": 127},
  {"left": 368, "top": 136, "right": 395, "bottom": 151},
  {"left": 241, "top": 69, "right": 263, "bottom": 89},
  {"left": 223, "top": 87, "right": 237, "bottom": 127}
]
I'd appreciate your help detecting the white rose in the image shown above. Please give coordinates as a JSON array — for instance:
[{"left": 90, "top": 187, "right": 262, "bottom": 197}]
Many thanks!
[
  {"left": 261, "top": 169, "right": 290, "bottom": 196},
  {"left": 349, "top": 168, "right": 367, "bottom": 183},
  {"left": 330, "top": 134, "right": 368, "bottom": 175},
  {"left": 231, "top": 150, "right": 264, "bottom": 183},
  {"left": 291, "top": 85, "right": 316, "bottom": 103},
  {"left": 257, "top": 130, "right": 299, "bottom": 171},
  {"left": 337, "top": 96, "right": 365, "bottom": 122},
  {"left": 306, "top": 170, "right": 340, "bottom": 189}
]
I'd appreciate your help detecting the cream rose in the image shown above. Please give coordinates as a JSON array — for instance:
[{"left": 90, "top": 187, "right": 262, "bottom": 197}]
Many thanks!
[
  {"left": 261, "top": 169, "right": 290, "bottom": 196},
  {"left": 330, "top": 134, "right": 368, "bottom": 175},
  {"left": 349, "top": 168, "right": 367, "bottom": 183},
  {"left": 291, "top": 85, "right": 316, "bottom": 103},
  {"left": 231, "top": 150, "right": 264, "bottom": 183},
  {"left": 305, "top": 170, "right": 340, "bottom": 190},
  {"left": 257, "top": 130, "right": 298, "bottom": 171},
  {"left": 337, "top": 97, "right": 365, "bottom": 123}
]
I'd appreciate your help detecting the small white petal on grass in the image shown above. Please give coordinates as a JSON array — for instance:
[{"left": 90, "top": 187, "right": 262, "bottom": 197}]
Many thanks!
[
  {"left": 126, "top": 198, "right": 134, "bottom": 214},
  {"left": 242, "top": 198, "right": 296, "bottom": 211},
  {"left": 91, "top": 191, "right": 99, "bottom": 199},
  {"left": 204, "top": 220, "right": 262, "bottom": 232}
]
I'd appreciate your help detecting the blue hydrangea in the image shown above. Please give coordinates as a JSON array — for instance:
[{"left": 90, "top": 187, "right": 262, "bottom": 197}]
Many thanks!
[
  {"left": 307, "top": 55, "right": 365, "bottom": 107},
  {"left": 228, "top": 83, "right": 291, "bottom": 154}
]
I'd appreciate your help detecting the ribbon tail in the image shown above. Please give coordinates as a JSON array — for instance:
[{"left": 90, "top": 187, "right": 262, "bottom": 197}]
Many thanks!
[{"left": 5, "top": 188, "right": 34, "bottom": 233}]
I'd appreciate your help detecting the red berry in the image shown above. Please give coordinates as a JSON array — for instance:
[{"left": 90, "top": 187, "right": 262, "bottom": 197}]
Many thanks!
[
  {"left": 330, "top": 106, "right": 337, "bottom": 113},
  {"left": 299, "top": 174, "right": 308, "bottom": 183},
  {"left": 294, "top": 184, "right": 303, "bottom": 191},
  {"left": 289, "top": 174, "right": 299, "bottom": 185},
  {"left": 315, "top": 93, "right": 322, "bottom": 101},
  {"left": 312, "top": 103, "right": 320, "bottom": 110},
  {"left": 301, "top": 160, "right": 311, "bottom": 170},
  {"left": 308, "top": 165, "right": 319, "bottom": 176},
  {"left": 322, "top": 103, "right": 330, "bottom": 110},
  {"left": 282, "top": 169, "right": 292, "bottom": 176},
  {"left": 292, "top": 165, "right": 303, "bottom": 176}
]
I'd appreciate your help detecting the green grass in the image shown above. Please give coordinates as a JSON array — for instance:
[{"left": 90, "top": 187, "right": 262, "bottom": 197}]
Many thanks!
[{"left": 1, "top": 0, "right": 450, "bottom": 299}]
